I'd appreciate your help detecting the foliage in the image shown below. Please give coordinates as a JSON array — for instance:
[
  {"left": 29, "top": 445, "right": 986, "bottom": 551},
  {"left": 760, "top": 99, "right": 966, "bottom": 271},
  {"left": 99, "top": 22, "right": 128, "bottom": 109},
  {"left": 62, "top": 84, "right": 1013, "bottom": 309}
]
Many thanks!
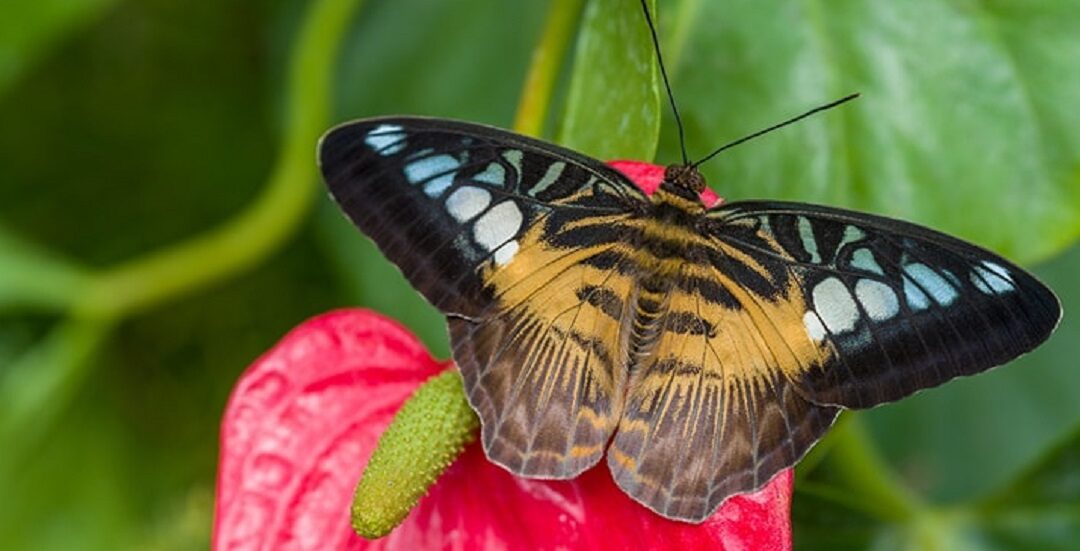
[{"left": 0, "top": 0, "right": 1078, "bottom": 549}]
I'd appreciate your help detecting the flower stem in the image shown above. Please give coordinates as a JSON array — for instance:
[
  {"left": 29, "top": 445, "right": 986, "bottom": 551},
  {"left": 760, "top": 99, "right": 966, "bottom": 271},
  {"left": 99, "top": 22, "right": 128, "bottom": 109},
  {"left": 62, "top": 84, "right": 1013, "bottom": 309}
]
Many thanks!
[
  {"left": 354, "top": 5, "right": 585, "bottom": 536},
  {"left": 352, "top": 370, "right": 479, "bottom": 538},
  {"left": 512, "top": 0, "right": 585, "bottom": 137}
]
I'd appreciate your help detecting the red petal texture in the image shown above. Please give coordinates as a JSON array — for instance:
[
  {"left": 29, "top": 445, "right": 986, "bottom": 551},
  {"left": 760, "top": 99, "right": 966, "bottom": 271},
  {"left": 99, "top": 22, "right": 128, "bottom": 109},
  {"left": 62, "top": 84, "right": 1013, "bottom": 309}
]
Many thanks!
[
  {"left": 214, "top": 162, "right": 792, "bottom": 551},
  {"left": 608, "top": 160, "right": 723, "bottom": 207}
]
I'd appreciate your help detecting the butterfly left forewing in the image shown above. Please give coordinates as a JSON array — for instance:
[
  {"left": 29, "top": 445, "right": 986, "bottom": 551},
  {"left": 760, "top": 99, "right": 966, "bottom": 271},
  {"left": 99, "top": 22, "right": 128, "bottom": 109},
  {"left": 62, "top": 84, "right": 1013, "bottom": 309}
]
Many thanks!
[
  {"left": 319, "top": 116, "right": 647, "bottom": 317},
  {"left": 320, "top": 117, "right": 649, "bottom": 478}
]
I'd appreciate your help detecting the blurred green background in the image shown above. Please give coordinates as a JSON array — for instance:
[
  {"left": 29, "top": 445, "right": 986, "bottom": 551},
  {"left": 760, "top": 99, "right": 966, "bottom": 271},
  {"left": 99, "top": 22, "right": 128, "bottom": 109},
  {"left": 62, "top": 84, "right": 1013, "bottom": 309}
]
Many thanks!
[{"left": 1, "top": 0, "right": 1078, "bottom": 549}]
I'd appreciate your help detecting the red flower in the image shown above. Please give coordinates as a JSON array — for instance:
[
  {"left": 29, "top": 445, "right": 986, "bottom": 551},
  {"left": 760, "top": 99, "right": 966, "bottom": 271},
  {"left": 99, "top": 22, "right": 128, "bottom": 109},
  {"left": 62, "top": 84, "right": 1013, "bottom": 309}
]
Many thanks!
[{"left": 213, "top": 162, "right": 792, "bottom": 550}]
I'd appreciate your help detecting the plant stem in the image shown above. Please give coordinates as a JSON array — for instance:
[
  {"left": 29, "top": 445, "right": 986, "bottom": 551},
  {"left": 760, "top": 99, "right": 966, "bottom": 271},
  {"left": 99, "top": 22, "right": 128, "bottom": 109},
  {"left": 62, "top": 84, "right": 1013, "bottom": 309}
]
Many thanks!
[
  {"left": 0, "top": 0, "right": 364, "bottom": 480},
  {"left": 74, "top": 0, "right": 363, "bottom": 320},
  {"left": 513, "top": 0, "right": 585, "bottom": 137},
  {"left": 0, "top": 228, "right": 92, "bottom": 311},
  {"left": 0, "top": 316, "right": 114, "bottom": 479}
]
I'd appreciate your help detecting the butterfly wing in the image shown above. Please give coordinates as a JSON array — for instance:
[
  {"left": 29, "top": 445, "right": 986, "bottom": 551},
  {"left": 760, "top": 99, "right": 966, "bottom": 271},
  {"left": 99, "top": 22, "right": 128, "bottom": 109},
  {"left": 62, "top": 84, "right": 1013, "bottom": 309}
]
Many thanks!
[
  {"left": 709, "top": 201, "right": 1061, "bottom": 407},
  {"left": 319, "top": 117, "right": 647, "bottom": 477},
  {"left": 607, "top": 200, "right": 1060, "bottom": 522}
]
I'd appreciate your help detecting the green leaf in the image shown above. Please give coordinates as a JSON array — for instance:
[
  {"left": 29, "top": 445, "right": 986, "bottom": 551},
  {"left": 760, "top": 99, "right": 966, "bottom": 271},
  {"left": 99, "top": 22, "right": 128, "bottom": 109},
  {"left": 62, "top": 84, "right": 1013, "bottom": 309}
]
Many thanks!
[
  {"left": 659, "top": 0, "right": 1080, "bottom": 264},
  {"left": 557, "top": 0, "right": 661, "bottom": 160},
  {"left": 976, "top": 425, "right": 1080, "bottom": 549},
  {"left": 0, "top": 0, "right": 118, "bottom": 99}
]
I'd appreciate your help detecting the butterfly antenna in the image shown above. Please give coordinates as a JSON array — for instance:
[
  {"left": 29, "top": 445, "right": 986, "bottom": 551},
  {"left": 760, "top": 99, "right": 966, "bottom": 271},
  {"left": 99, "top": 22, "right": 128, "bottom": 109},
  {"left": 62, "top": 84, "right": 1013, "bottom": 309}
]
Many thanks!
[
  {"left": 640, "top": 0, "right": 689, "bottom": 166},
  {"left": 690, "top": 93, "right": 860, "bottom": 169}
]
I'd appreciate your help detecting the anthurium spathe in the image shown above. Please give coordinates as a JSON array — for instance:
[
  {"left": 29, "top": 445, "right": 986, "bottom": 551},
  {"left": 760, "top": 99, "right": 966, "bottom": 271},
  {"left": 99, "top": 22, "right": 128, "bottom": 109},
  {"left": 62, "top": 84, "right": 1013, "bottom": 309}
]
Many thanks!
[{"left": 212, "top": 162, "right": 792, "bottom": 550}]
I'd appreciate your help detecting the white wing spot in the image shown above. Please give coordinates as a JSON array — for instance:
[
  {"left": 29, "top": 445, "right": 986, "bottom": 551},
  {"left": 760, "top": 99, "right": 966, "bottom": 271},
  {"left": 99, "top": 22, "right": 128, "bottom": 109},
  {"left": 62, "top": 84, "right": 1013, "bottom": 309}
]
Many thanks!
[
  {"left": 904, "top": 263, "right": 958, "bottom": 306},
  {"left": 803, "top": 311, "right": 827, "bottom": 342},
  {"left": 493, "top": 240, "right": 520, "bottom": 265},
  {"left": 473, "top": 201, "right": 523, "bottom": 252},
  {"left": 364, "top": 124, "right": 405, "bottom": 155},
  {"left": 405, "top": 154, "right": 459, "bottom": 197},
  {"left": 972, "top": 260, "right": 1015, "bottom": 295},
  {"left": 445, "top": 186, "right": 491, "bottom": 223},
  {"left": 855, "top": 279, "right": 900, "bottom": 321},
  {"left": 812, "top": 277, "right": 859, "bottom": 334}
]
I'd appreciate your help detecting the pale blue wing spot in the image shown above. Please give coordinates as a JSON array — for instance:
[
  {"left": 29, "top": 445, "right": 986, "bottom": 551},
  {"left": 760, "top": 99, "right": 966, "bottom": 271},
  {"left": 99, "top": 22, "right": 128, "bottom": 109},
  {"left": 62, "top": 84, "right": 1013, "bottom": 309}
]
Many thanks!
[
  {"left": 840, "top": 225, "right": 865, "bottom": 247},
  {"left": 850, "top": 248, "right": 884, "bottom": 275},
  {"left": 904, "top": 263, "right": 959, "bottom": 306},
  {"left": 972, "top": 261, "right": 1015, "bottom": 295},
  {"left": 903, "top": 275, "right": 932, "bottom": 311},
  {"left": 502, "top": 150, "right": 523, "bottom": 174},
  {"left": 404, "top": 154, "right": 460, "bottom": 198},
  {"left": 364, "top": 124, "right": 406, "bottom": 156},
  {"left": 799, "top": 216, "right": 821, "bottom": 263},
  {"left": 473, "top": 162, "right": 506, "bottom": 186},
  {"left": 530, "top": 161, "right": 566, "bottom": 196},
  {"left": 758, "top": 216, "right": 773, "bottom": 238},
  {"left": 424, "top": 177, "right": 454, "bottom": 198}
]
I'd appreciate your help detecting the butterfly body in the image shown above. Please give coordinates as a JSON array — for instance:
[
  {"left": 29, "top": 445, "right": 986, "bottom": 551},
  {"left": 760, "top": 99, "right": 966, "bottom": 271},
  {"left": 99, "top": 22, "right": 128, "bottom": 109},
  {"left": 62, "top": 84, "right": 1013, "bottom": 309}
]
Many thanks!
[{"left": 320, "top": 116, "right": 1060, "bottom": 522}]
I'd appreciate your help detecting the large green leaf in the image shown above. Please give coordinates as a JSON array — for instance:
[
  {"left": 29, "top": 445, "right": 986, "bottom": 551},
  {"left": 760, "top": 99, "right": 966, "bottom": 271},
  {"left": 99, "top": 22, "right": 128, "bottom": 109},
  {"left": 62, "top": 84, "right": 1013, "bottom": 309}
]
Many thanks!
[
  {"left": 556, "top": 0, "right": 661, "bottom": 160},
  {"left": 657, "top": 0, "right": 1080, "bottom": 264},
  {"left": 977, "top": 424, "right": 1080, "bottom": 549},
  {"left": 0, "top": 0, "right": 118, "bottom": 98}
]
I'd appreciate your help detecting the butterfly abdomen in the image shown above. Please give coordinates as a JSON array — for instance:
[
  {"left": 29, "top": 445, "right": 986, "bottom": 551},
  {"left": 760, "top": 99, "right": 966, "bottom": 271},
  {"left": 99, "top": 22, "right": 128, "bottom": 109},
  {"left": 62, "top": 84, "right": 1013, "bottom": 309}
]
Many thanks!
[{"left": 627, "top": 274, "right": 674, "bottom": 371}]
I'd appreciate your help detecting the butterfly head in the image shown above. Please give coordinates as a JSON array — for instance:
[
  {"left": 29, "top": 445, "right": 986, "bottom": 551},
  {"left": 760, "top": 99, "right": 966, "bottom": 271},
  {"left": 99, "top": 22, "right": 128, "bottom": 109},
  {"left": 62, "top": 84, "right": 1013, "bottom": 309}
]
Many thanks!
[{"left": 664, "top": 164, "right": 707, "bottom": 194}]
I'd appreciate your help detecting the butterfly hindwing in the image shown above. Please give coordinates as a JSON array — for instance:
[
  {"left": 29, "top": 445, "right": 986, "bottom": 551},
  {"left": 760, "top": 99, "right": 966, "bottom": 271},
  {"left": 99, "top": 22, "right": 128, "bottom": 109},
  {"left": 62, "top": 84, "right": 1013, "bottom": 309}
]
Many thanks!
[
  {"left": 607, "top": 267, "right": 841, "bottom": 521},
  {"left": 320, "top": 117, "right": 647, "bottom": 477},
  {"left": 604, "top": 216, "right": 844, "bottom": 521}
]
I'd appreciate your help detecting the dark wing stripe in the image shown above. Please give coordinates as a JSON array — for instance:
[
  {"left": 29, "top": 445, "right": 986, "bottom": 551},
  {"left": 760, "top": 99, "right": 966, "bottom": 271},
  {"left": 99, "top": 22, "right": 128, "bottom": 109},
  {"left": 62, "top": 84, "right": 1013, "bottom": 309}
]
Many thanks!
[{"left": 320, "top": 117, "right": 644, "bottom": 317}]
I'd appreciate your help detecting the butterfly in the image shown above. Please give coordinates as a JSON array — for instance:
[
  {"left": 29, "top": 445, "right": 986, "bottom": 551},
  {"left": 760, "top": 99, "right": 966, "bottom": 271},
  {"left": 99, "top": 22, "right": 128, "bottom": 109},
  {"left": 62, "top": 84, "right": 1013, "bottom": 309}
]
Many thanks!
[{"left": 318, "top": 116, "right": 1060, "bottom": 522}]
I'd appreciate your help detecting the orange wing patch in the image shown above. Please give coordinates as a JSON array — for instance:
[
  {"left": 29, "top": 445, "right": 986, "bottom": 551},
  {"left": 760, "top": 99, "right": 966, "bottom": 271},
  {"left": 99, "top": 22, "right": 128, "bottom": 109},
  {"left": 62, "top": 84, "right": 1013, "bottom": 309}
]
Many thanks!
[
  {"left": 451, "top": 214, "right": 638, "bottom": 478},
  {"left": 607, "top": 240, "right": 840, "bottom": 521}
]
